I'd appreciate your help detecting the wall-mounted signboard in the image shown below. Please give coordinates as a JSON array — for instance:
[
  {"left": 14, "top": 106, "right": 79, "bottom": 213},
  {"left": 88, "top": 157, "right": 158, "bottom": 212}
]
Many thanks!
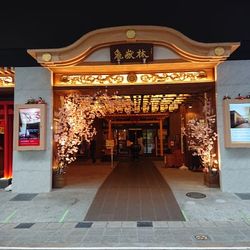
[
  {"left": 14, "top": 104, "right": 46, "bottom": 150},
  {"left": 223, "top": 99, "right": 250, "bottom": 148}
]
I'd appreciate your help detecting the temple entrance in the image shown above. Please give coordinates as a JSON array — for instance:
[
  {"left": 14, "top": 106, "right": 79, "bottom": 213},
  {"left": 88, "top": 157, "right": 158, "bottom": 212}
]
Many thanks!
[{"left": 20, "top": 25, "right": 236, "bottom": 218}]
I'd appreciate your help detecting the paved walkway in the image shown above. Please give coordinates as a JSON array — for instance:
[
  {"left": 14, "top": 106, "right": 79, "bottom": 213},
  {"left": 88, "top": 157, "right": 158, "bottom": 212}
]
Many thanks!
[
  {"left": 84, "top": 159, "right": 184, "bottom": 221},
  {"left": 0, "top": 158, "right": 250, "bottom": 248}
]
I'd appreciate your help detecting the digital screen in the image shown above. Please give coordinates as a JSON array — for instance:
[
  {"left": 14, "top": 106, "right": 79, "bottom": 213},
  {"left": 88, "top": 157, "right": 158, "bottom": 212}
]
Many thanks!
[
  {"left": 19, "top": 108, "right": 41, "bottom": 146},
  {"left": 229, "top": 103, "right": 250, "bottom": 142}
]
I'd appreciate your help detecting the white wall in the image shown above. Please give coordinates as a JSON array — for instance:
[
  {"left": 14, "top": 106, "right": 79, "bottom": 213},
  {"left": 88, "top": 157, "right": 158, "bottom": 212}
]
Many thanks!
[
  {"left": 217, "top": 60, "right": 250, "bottom": 192},
  {"left": 13, "top": 67, "right": 53, "bottom": 193}
]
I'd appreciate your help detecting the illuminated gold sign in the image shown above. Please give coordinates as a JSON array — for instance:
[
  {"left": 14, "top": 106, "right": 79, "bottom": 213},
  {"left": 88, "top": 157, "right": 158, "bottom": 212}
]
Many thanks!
[{"left": 110, "top": 43, "right": 153, "bottom": 64}]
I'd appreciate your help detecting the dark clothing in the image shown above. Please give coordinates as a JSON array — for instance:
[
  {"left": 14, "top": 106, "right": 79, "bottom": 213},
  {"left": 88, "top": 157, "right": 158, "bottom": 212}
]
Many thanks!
[
  {"left": 130, "top": 143, "right": 141, "bottom": 160},
  {"left": 90, "top": 139, "right": 96, "bottom": 163}
]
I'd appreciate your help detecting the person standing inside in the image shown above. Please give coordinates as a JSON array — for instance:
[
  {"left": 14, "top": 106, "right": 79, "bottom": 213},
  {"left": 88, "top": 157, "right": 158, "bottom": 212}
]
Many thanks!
[{"left": 90, "top": 138, "right": 96, "bottom": 163}]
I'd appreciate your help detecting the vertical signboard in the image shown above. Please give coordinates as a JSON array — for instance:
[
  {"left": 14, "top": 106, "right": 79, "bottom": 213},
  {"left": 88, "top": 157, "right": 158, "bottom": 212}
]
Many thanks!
[{"left": 14, "top": 104, "right": 46, "bottom": 150}]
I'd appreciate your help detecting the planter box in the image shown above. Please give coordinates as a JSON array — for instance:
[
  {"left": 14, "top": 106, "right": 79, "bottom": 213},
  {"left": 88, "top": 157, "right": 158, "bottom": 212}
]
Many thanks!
[
  {"left": 52, "top": 173, "right": 65, "bottom": 188},
  {"left": 204, "top": 171, "right": 220, "bottom": 188}
]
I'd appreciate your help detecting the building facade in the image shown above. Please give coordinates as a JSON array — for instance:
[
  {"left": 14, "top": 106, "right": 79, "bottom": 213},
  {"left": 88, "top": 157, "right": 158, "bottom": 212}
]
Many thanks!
[{"left": 1, "top": 26, "right": 250, "bottom": 193}]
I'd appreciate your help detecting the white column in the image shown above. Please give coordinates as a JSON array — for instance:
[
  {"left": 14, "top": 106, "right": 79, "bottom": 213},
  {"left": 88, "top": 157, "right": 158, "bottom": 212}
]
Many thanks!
[
  {"left": 13, "top": 67, "right": 53, "bottom": 193},
  {"left": 216, "top": 60, "right": 250, "bottom": 193}
]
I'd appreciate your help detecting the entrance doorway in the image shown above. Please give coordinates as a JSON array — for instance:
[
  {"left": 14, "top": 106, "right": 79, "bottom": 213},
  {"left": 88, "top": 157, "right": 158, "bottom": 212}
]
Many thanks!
[
  {"left": 0, "top": 101, "right": 14, "bottom": 180},
  {"left": 54, "top": 82, "right": 217, "bottom": 172}
]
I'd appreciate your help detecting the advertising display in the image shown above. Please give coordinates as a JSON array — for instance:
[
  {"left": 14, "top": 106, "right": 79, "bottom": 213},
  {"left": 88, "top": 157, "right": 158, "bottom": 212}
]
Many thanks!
[
  {"left": 14, "top": 104, "right": 46, "bottom": 150},
  {"left": 223, "top": 99, "right": 250, "bottom": 148}
]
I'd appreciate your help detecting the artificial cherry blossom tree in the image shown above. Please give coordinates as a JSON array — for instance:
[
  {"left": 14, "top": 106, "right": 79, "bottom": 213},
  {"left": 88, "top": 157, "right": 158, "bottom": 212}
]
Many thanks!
[{"left": 54, "top": 93, "right": 133, "bottom": 174}]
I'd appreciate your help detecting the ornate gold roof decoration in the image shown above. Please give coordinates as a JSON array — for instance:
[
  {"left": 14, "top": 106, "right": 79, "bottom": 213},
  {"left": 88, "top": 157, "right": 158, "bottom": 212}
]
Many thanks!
[
  {"left": 27, "top": 25, "right": 240, "bottom": 69},
  {"left": 0, "top": 67, "right": 15, "bottom": 87},
  {"left": 55, "top": 70, "right": 208, "bottom": 86}
]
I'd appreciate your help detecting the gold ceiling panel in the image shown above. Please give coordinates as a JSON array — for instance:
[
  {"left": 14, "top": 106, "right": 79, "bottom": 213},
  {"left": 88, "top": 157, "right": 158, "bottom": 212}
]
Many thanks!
[{"left": 0, "top": 67, "right": 15, "bottom": 88}]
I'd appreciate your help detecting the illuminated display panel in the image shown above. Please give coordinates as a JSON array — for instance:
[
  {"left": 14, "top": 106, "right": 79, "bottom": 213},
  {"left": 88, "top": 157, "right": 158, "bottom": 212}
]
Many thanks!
[
  {"left": 14, "top": 104, "right": 46, "bottom": 150},
  {"left": 224, "top": 99, "right": 250, "bottom": 148}
]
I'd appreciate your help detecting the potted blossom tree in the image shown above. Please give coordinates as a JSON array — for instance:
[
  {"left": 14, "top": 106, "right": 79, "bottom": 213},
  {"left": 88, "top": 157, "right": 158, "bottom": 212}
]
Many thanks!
[
  {"left": 52, "top": 93, "right": 134, "bottom": 188},
  {"left": 184, "top": 117, "right": 219, "bottom": 187}
]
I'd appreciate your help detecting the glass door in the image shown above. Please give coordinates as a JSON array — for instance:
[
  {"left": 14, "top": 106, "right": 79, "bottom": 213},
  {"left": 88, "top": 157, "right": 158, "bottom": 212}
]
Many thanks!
[{"left": 142, "top": 129, "right": 157, "bottom": 155}]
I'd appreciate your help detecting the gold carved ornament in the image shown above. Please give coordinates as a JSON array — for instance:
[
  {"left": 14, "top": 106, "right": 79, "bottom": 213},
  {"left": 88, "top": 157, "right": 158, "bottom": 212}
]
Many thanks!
[{"left": 57, "top": 71, "right": 207, "bottom": 86}]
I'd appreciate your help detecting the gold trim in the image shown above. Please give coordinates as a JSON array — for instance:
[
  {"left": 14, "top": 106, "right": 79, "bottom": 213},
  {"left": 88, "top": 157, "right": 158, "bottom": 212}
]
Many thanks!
[
  {"left": 214, "top": 47, "right": 225, "bottom": 56},
  {"left": 56, "top": 70, "right": 208, "bottom": 86},
  {"left": 127, "top": 73, "right": 137, "bottom": 83},
  {"left": 42, "top": 53, "right": 52, "bottom": 62},
  {"left": 126, "top": 29, "right": 136, "bottom": 39}
]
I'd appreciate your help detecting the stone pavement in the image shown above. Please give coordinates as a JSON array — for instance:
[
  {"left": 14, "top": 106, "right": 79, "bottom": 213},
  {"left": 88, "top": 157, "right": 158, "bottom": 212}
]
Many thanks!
[{"left": 0, "top": 159, "right": 250, "bottom": 249}]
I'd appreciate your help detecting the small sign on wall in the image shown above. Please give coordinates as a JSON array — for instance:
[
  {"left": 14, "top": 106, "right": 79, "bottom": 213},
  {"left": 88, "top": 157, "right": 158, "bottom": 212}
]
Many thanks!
[
  {"left": 14, "top": 104, "right": 46, "bottom": 150},
  {"left": 106, "top": 139, "right": 114, "bottom": 149}
]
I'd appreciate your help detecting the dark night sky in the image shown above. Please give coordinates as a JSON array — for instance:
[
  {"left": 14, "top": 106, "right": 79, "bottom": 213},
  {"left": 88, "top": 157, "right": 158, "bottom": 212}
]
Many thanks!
[{"left": 1, "top": 1, "right": 250, "bottom": 66}]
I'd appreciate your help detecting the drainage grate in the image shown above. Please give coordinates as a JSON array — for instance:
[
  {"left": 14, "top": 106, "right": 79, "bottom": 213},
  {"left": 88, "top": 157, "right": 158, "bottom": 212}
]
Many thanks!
[
  {"left": 137, "top": 221, "right": 153, "bottom": 227},
  {"left": 10, "top": 193, "right": 38, "bottom": 201},
  {"left": 15, "top": 223, "right": 35, "bottom": 229},
  {"left": 235, "top": 193, "right": 250, "bottom": 200},
  {"left": 75, "top": 222, "right": 93, "bottom": 228},
  {"left": 194, "top": 234, "right": 210, "bottom": 240},
  {"left": 186, "top": 192, "right": 206, "bottom": 199}
]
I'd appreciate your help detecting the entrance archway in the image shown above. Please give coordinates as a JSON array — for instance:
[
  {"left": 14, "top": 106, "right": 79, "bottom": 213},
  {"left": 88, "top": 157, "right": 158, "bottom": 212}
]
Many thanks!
[{"left": 28, "top": 25, "right": 239, "bottom": 190}]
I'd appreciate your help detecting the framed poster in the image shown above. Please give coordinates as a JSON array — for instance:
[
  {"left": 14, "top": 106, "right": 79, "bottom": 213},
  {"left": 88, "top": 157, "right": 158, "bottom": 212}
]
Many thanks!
[
  {"left": 223, "top": 99, "right": 250, "bottom": 148},
  {"left": 14, "top": 104, "right": 46, "bottom": 150}
]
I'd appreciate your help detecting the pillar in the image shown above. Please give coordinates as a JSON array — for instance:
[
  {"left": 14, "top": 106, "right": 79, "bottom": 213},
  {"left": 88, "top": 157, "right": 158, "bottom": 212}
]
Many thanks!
[
  {"left": 13, "top": 67, "right": 53, "bottom": 193},
  {"left": 160, "top": 119, "right": 163, "bottom": 156}
]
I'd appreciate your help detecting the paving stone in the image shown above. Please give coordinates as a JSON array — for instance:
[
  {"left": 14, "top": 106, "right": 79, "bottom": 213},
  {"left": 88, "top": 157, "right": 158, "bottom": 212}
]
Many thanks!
[
  {"left": 214, "top": 221, "right": 234, "bottom": 227},
  {"left": 106, "top": 221, "right": 122, "bottom": 227},
  {"left": 121, "top": 221, "right": 137, "bottom": 227},
  {"left": 228, "top": 221, "right": 249, "bottom": 228},
  {"left": 104, "top": 228, "right": 121, "bottom": 236},
  {"left": 1, "top": 223, "right": 19, "bottom": 229},
  {"left": 92, "top": 221, "right": 107, "bottom": 227},
  {"left": 86, "top": 227, "right": 105, "bottom": 235},
  {"left": 153, "top": 221, "right": 168, "bottom": 227},
  {"left": 46, "top": 222, "right": 63, "bottom": 229},
  {"left": 167, "top": 221, "right": 185, "bottom": 227},
  {"left": 183, "top": 221, "right": 201, "bottom": 227},
  {"left": 29, "top": 222, "right": 48, "bottom": 230},
  {"left": 198, "top": 221, "right": 217, "bottom": 227},
  {"left": 82, "top": 234, "right": 103, "bottom": 243},
  {"left": 101, "top": 235, "right": 120, "bottom": 243},
  {"left": 120, "top": 235, "right": 138, "bottom": 243},
  {"left": 61, "top": 222, "right": 77, "bottom": 229}
]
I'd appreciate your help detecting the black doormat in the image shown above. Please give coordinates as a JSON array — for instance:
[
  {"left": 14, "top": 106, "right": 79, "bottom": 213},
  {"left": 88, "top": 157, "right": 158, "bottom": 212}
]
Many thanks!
[
  {"left": 15, "top": 223, "right": 35, "bottom": 229},
  {"left": 137, "top": 221, "right": 153, "bottom": 227},
  {"left": 235, "top": 193, "right": 250, "bottom": 200},
  {"left": 84, "top": 159, "right": 185, "bottom": 221},
  {"left": 10, "top": 193, "right": 38, "bottom": 201},
  {"left": 75, "top": 222, "right": 93, "bottom": 228}
]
